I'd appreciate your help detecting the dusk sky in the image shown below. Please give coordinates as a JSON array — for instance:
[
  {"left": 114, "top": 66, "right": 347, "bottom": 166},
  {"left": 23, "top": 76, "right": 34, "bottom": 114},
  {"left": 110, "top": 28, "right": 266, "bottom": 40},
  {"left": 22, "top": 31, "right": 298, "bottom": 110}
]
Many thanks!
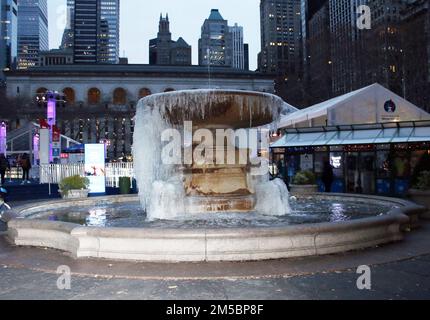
[{"left": 48, "top": 0, "right": 261, "bottom": 70}]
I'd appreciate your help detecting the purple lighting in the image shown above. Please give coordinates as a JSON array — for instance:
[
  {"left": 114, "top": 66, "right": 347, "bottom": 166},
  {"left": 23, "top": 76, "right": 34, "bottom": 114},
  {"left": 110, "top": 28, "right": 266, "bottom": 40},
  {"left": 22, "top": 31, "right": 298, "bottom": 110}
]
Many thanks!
[
  {"left": 0, "top": 122, "right": 6, "bottom": 155},
  {"left": 33, "top": 133, "right": 39, "bottom": 164},
  {"left": 47, "top": 95, "right": 57, "bottom": 163}
]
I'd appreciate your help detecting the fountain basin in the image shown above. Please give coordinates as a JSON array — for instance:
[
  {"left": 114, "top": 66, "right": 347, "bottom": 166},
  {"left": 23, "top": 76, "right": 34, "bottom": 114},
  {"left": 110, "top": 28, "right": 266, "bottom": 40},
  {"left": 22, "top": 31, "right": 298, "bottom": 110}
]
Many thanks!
[
  {"left": 142, "top": 90, "right": 285, "bottom": 129},
  {"left": 4, "top": 194, "right": 426, "bottom": 262}
]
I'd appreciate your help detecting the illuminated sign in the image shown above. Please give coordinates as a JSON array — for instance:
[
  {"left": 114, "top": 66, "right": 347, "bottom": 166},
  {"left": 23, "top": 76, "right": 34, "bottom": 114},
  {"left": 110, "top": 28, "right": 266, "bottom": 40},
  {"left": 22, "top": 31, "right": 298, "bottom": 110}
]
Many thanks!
[
  {"left": 85, "top": 144, "right": 106, "bottom": 194},
  {"left": 331, "top": 156, "right": 342, "bottom": 169}
]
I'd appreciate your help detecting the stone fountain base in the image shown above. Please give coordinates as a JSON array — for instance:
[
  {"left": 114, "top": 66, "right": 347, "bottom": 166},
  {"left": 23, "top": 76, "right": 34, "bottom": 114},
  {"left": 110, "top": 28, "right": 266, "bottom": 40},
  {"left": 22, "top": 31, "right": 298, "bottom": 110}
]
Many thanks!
[{"left": 183, "top": 195, "right": 256, "bottom": 215}]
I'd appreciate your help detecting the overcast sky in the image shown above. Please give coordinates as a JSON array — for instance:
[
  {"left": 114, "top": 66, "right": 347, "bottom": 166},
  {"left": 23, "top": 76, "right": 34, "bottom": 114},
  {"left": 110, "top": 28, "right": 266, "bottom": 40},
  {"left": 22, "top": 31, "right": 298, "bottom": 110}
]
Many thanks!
[{"left": 48, "top": 0, "right": 261, "bottom": 70}]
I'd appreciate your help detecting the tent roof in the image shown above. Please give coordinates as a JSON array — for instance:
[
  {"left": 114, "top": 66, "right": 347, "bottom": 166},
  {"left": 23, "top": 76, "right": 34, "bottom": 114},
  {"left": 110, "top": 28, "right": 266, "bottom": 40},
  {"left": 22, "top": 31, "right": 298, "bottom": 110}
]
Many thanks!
[
  {"left": 271, "top": 121, "right": 430, "bottom": 148},
  {"left": 278, "top": 83, "right": 430, "bottom": 128}
]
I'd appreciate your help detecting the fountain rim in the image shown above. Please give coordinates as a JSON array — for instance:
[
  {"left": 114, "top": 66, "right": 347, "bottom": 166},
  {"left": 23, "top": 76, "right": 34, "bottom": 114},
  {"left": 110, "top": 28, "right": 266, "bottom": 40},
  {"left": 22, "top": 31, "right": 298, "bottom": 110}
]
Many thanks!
[
  {"left": 3, "top": 193, "right": 421, "bottom": 230},
  {"left": 4, "top": 194, "right": 426, "bottom": 262},
  {"left": 138, "top": 89, "right": 287, "bottom": 104}
]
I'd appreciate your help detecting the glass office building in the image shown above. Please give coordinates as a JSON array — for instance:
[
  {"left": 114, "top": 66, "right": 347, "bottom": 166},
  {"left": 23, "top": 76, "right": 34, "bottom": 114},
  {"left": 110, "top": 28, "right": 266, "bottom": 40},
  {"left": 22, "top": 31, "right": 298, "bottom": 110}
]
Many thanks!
[
  {"left": 74, "top": 0, "right": 98, "bottom": 63},
  {"left": 16, "top": 0, "right": 48, "bottom": 70},
  {"left": 73, "top": 0, "right": 119, "bottom": 64},
  {"left": 198, "top": 9, "right": 232, "bottom": 67},
  {"left": 98, "top": 0, "right": 119, "bottom": 63},
  {"left": 0, "top": 0, "right": 18, "bottom": 80}
]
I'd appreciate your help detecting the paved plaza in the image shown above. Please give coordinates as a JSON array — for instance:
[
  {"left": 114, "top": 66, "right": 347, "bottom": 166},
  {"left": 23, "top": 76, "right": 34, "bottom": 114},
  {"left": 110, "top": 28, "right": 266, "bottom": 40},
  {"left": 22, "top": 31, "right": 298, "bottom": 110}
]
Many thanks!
[{"left": 1, "top": 219, "right": 429, "bottom": 300}]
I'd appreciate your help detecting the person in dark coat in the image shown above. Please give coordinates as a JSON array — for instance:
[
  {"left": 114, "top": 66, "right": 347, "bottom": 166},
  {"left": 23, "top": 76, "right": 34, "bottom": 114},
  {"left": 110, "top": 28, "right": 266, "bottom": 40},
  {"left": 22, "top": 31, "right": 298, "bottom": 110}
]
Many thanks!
[
  {"left": 322, "top": 161, "right": 334, "bottom": 193},
  {"left": 0, "top": 154, "right": 10, "bottom": 185},
  {"left": 19, "top": 153, "right": 32, "bottom": 184}
]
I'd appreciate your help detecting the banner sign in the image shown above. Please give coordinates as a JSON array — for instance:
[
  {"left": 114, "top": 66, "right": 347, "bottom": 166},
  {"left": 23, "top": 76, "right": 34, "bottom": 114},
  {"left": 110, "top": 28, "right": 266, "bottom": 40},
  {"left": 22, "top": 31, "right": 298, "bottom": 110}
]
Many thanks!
[
  {"left": 39, "top": 129, "right": 50, "bottom": 165},
  {"left": 84, "top": 144, "right": 106, "bottom": 194}
]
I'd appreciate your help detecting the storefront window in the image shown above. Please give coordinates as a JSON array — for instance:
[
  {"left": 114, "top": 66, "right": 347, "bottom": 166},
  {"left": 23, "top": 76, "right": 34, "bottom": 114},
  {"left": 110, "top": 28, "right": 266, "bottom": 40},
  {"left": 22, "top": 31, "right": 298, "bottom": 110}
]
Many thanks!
[
  {"left": 360, "top": 152, "right": 376, "bottom": 194},
  {"left": 376, "top": 150, "right": 391, "bottom": 179},
  {"left": 376, "top": 150, "right": 391, "bottom": 195},
  {"left": 314, "top": 152, "right": 327, "bottom": 175},
  {"left": 393, "top": 151, "right": 410, "bottom": 178},
  {"left": 300, "top": 154, "right": 313, "bottom": 171},
  {"left": 410, "top": 150, "right": 426, "bottom": 175},
  {"left": 330, "top": 149, "right": 344, "bottom": 193}
]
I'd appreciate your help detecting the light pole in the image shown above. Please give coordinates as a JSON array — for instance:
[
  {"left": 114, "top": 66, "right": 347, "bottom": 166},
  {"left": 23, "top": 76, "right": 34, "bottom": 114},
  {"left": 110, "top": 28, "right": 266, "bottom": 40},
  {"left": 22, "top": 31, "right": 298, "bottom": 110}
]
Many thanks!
[
  {"left": 36, "top": 91, "right": 66, "bottom": 163},
  {"left": 0, "top": 122, "right": 6, "bottom": 155}
]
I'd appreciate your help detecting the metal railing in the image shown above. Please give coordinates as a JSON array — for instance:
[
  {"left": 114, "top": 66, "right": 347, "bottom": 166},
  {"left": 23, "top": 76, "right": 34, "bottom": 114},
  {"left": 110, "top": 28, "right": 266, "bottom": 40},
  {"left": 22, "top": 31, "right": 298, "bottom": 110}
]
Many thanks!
[{"left": 38, "top": 163, "right": 134, "bottom": 188}]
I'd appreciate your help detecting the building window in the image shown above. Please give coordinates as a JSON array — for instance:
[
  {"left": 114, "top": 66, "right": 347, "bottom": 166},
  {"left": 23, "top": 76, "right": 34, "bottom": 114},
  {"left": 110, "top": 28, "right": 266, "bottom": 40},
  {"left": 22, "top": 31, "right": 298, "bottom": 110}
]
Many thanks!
[
  {"left": 63, "top": 87, "right": 76, "bottom": 104},
  {"left": 113, "top": 88, "right": 127, "bottom": 105},
  {"left": 88, "top": 88, "right": 101, "bottom": 105},
  {"left": 138, "top": 88, "right": 152, "bottom": 99}
]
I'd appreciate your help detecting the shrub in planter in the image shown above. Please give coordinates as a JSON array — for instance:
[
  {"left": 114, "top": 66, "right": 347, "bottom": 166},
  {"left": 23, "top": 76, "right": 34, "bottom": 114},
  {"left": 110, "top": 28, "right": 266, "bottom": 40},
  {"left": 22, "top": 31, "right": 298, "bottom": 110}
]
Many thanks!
[
  {"left": 290, "top": 171, "right": 318, "bottom": 195},
  {"left": 59, "top": 175, "right": 90, "bottom": 199},
  {"left": 414, "top": 171, "right": 430, "bottom": 191},
  {"left": 292, "top": 171, "right": 316, "bottom": 185}
]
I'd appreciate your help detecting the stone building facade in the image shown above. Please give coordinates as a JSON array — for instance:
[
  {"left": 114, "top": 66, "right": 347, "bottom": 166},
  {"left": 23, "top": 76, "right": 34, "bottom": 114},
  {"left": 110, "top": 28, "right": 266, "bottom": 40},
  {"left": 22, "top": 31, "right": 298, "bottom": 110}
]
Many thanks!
[{"left": 4, "top": 64, "right": 275, "bottom": 160}]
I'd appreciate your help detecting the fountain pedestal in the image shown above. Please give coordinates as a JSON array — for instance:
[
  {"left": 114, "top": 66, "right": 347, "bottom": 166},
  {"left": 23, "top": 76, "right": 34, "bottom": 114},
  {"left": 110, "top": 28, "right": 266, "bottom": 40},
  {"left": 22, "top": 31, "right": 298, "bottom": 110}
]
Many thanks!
[{"left": 134, "top": 90, "right": 292, "bottom": 219}]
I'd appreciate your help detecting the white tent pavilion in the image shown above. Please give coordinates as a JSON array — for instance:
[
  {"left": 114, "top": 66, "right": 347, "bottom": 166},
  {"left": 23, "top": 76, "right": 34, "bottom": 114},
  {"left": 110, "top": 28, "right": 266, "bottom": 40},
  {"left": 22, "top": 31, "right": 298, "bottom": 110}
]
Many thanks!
[{"left": 278, "top": 83, "right": 430, "bottom": 129}]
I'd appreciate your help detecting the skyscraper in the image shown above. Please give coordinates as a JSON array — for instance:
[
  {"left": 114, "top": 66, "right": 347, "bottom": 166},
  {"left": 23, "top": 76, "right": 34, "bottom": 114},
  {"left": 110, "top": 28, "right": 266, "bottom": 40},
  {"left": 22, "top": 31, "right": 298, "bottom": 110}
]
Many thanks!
[
  {"left": 364, "top": 0, "right": 406, "bottom": 95},
  {"left": 17, "top": 0, "right": 48, "bottom": 70},
  {"left": 307, "top": 1, "right": 332, "bottom": 104},
  {"left": 98, "top": 0, "right": 119, "bottom": 63},
  {"left": 401, "top": 0, "right": 430, "bottom": 112},
  {"left": 229, "top": 23, "right": 247, "bottom": 70},
  {"left": 149, "top": 14, "right": 192, "bottom": 66},
  {"left": 60, "top": 0, "right": 75, "bottom": 50},
  {"left": 301, "top": 0, "right": 329, "bottom": 105},
  {"left": 149, "top": 14, "right": 173, "bottom": 65},
  {"left": 259, "top": 0, "right": 303, "bottom": 105},
  {"left": 329, "top": 0, "right": 368, "bottom": 95},
  {"left": 73, "top": 0, "right": 98, "bottom": 63},
  {"left": 0, "top": 0, "right": 18, "bottom": 81},
  {"left": 199, "top": 9, "right": 232, "bottom": 67},
  {"left": 72, "top": 0, "right": 120, "bottom": 64}
]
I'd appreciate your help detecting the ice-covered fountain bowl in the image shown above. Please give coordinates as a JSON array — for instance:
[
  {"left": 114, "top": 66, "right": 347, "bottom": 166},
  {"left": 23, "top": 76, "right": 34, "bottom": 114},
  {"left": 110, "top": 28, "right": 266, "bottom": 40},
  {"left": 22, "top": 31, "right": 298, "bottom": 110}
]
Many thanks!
[{"left": 3, "top": 194, "right": 427, "bottom": 262}]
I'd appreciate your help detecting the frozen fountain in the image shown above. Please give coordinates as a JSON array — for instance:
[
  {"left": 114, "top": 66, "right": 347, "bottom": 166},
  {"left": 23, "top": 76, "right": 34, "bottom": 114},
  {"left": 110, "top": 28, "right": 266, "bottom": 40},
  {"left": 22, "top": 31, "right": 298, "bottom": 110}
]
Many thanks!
[
  {"left": 132, "top": 90, "right": 292, "bottom": 220},
  {"left": 5, "top": 90, "right": 422, "bottom": 263}
]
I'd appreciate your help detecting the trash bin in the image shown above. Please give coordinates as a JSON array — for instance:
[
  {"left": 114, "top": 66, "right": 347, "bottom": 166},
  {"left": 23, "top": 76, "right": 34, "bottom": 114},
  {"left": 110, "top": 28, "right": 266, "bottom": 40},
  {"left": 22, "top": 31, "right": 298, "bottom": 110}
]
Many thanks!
[
  {"left": 131, "top": 178, "right": 138, "bottom": 194},
  {"left": 119, "top": 177, "right": 131, "bottom": 195}
]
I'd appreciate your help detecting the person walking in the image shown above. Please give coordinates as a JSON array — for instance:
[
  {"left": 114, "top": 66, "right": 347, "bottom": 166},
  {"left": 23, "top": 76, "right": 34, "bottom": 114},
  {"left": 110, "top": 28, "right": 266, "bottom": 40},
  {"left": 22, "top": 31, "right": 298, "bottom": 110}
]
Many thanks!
[
  {"left": 322, "top": 161, "right": 334, "bottom": 193},
  {"left": 19, "top": 153, "right": 32, "bottom": 184},
  {"left": 0, "top": 154, "right": 10, "bottom": 186}
]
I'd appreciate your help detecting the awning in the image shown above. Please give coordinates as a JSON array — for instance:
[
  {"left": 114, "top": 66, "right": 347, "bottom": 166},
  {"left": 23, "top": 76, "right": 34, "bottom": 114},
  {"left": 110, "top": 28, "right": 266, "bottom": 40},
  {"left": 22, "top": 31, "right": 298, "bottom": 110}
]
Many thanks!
[{"left": 271, "top": 122, "right": 430, "bottom": 148}]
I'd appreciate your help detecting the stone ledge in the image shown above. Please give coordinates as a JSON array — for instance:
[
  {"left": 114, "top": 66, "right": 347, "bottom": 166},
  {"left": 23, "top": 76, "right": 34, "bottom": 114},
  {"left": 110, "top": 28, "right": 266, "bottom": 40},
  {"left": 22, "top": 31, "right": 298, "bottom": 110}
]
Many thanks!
[{"left": 5, "top": 194, "right": 427, "bottom": 262}]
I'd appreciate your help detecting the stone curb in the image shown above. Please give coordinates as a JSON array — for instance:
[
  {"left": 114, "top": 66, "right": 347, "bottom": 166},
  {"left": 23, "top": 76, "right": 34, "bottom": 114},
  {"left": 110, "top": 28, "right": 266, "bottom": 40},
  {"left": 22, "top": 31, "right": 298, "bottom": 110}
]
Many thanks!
[{"left": 5, "top": 194, "right": 427, "bottom": 263}]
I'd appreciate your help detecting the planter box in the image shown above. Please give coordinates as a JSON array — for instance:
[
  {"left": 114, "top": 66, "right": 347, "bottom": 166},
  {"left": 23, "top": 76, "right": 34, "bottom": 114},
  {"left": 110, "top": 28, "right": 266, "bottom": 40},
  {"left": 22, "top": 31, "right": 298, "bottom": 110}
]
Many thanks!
[
  {"left": 59, "top": 189, "right": 90, "bottom": 200},
  {"left": 290, "top": 184, "right": 319, "bottom": 195},
  {"left": 409, "top": 189, "right": 430, "bottom": 219}
]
